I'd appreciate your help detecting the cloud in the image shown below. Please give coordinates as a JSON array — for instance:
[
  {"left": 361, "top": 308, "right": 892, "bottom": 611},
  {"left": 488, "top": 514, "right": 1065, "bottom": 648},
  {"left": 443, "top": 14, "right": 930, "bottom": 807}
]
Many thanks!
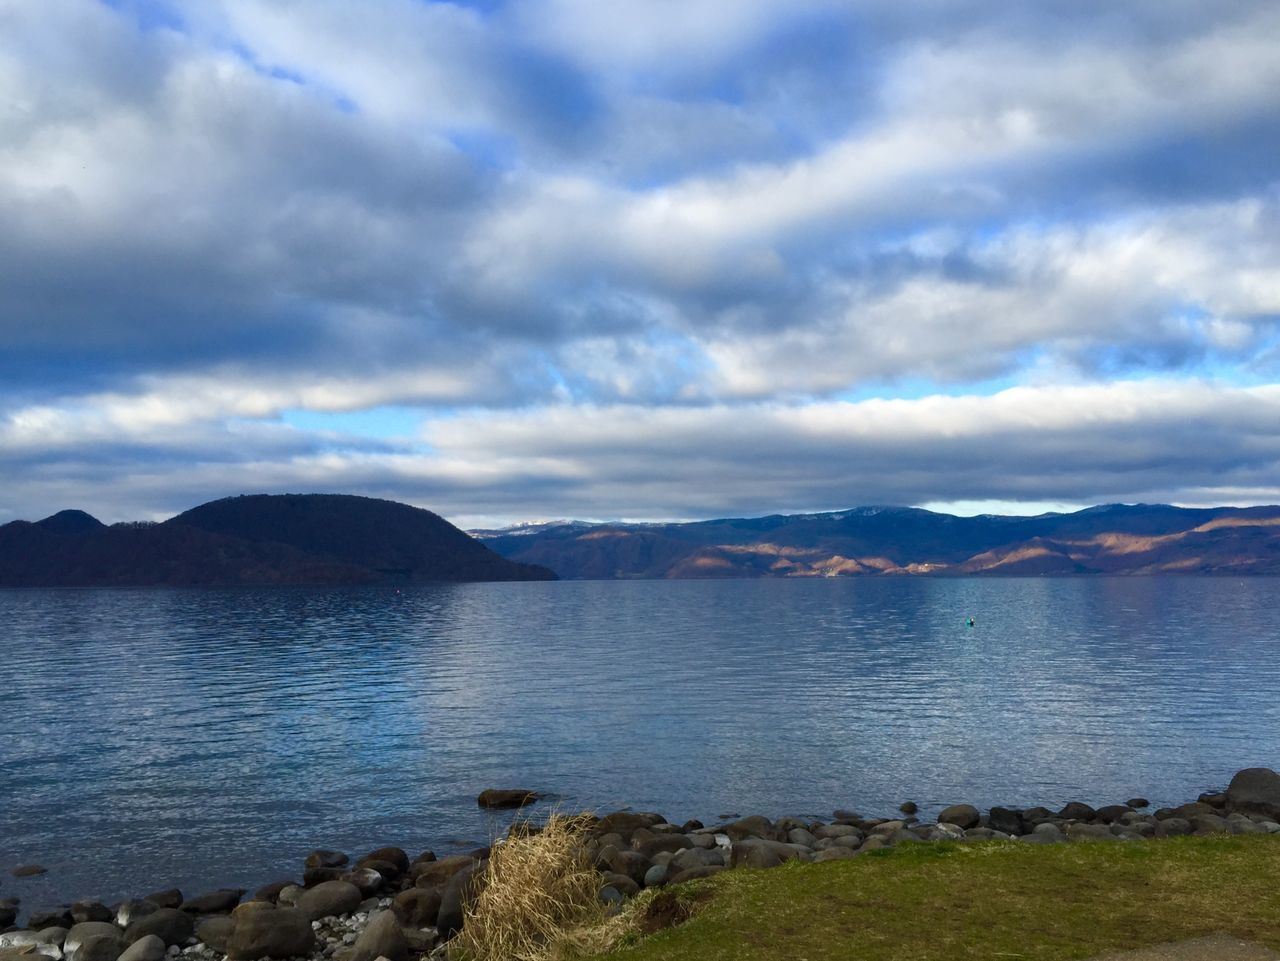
[
  {"left": 3, "top": 0, "right": 1280, "bottom": 522},
  {"left": 5, "top": 380, "right": 1280, "bottom": 526}
]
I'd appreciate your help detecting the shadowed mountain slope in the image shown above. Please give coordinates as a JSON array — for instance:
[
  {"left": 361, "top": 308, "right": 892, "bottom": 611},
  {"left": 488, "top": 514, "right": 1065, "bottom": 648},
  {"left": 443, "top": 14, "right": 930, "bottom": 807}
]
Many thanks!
[
  {"left": 474, "top": 504, "right": 1280, "bottom": 579},
  {"left": 0, "top": 494, "right": 555, "bottom": 587}
]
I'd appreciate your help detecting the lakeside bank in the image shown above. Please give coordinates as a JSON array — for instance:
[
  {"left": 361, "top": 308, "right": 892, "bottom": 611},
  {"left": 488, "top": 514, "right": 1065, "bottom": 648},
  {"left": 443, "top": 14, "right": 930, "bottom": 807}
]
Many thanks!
[{"left": 5, "top": 767, "right": 1280, "bottom": 961}]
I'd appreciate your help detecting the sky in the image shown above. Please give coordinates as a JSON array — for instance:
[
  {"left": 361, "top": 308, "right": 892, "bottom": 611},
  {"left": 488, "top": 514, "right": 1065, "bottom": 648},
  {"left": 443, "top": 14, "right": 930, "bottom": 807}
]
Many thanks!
[{"left": 2, "top": 0, "right": 1279, "bottom": 527}]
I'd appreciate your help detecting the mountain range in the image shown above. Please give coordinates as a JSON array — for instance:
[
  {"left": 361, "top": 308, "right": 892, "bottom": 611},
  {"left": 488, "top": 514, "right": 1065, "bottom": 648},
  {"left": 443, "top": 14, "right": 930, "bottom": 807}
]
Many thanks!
[
  {"left": 473, "top": 504, "right": 1280, "bottom": 578},
  {"left": 0, "top": 494, "right": 554, "bottom": 587}
]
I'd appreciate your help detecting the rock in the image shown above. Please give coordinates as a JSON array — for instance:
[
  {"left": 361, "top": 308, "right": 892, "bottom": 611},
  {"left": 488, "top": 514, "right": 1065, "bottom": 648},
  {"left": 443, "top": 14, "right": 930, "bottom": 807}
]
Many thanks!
[
  {"left": 731, "top": 844, "right": 782, "bottom": 870},
  {"left": 786, "top": 828, "right": 818, "bottom": 848},
  {"left": 116, "top": 936, "right": 165, "bottom": 961},
  {"left": 340, "top": 869, "right": 384, "bottom": 898},
  {"left": 814, "top": 824, "right": 860, "bottom": 840},
  {"left": 436, "top": 865, "right": 485, "bottom": 941},
  {"left": 987, "top": 807, "right": 1024, "bottom": 836},
  {"left": 918, "top": 823, "right": 963, "bottom": 842},
  {"left": 36, "top": 929, "right": 67, "bottom": 948},
  {"left": 1228, "top": 818, "right": 1265, "bottom": 835},
  {"left": 298, "top": 882, "right": 362, "bottom": 922},
  {"left": 1065, "top": 823, "right": 1113, "bottom": 841},
  {"left": 304, "top": 851, "right": 349, "bottom": 870},
  {"left": 67, "top": 905, "right": 112, "bottom": 926},
  {"left": 224, "top": 907, "right": 313, "bottom": 961},
  {"left": 193, "top": 916, "right": 233, "bottom": 954},
  {"left": 601, "top": 874, "right": 639, "bottom": 898},
  {"left": 598, "top": 887, "right": 622, "bottom": 907},
  {"left": 668, "top": 848, "right": 723, "bottom": 874},
  {"left": 1190, "top": 814, "right": 1229, "bottom": 835},
  {"left": 813, "top": 847, "right": 858, "bottom": 862},
  {"left": 1154, "top": 817, "right": 1192, "bottom": 838},
  {"left": 607, "top": 851, "right": 651, "bottom": 887},
  {"left": 938, "top": 805, "right": 980, "bottom": 830},
  {"left": 1094, "top": 805, "right": 1132, "bottom": 824},
  {"left": 251, "top": 881, "right": 293, "bottom": 904},
  {"left": 732, "top": 839, "right": 807, "bottom": 869},
  {"left": 0, "top": 903, "right": 17, "bottom": 928},
  {"left": 27, "top": 912, "right": 72, "bottom": 932},
  {"left": 1126, "top": 797, "right": 1150, "bottom": 809},
  {"left": 303, "top": 867, "right": 343, "bottom": 888},
  {"left": 643, "top": 864, "right": 668, "bottom": 888},
  {"left": 355, "top": 859, "right": 399, "bottom": 883},
  {"left": 899, "top": 801, "right": 918, "bottom": 815},
  {"left": 113, "top": 903, "right": 155, "bottom": 929},
  {"left": 1058, "top": 801, "right": 1096, "bottom": 821},
  {"left": 666, "top": 865, "right": 724, "bottom": 884},
  {"left": 180, "top": 890, "right": 242, "bottom": 915},
  {"left": 348, "top": 912, "right": 408, "bottom": 961},
  {"left": 229, "top": 902, "right": 273, "bottom": 919},
  {"left": 390, "top": 889, "right": 441, "bottom": 927},
  {"left": 476, "top": 789, "right": 538, "bottom": 810},
  {"left": 363, "top": 848, "right": 409, "bottom": 875},
  {"left": 122, "top": 909, "right": 193, "bottom": 947},
  {"left": 139, "top": 893, "right": 179, "bottom": 914},
  {"left": 1017, "top": 832, "right": 1056, "bottom": 844},
  {"left": 11, "top": 867, "right": 47, "bottom": 879},
  {"left": 402, "top": 928, "right": 438, "bottom": 954},
  {"left": 72, "top": 934, "right": 123, "bottom": 961},
  {"left": 1226, "top": 768, "right": 1280, "bottom": 820},
  {"left": 411, "top": 856, "right": 475, "bottom": 889},
  {"left": 636, "top": 835, "right": 693, "bottom": 859},
  {"left": 65, "top": 925, "right": 120, "bottom": 955},
  {"left": 591, "top": 812, "right": 662, "bottom": 842}
]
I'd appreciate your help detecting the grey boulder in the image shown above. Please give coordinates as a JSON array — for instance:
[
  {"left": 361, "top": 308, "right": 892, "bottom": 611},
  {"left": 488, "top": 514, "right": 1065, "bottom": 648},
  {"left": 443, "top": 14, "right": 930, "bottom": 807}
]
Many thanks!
[
  {"left": 390, "top": 888, "right": 442, "bottom": 927},
  {"left": 71, "top": 935, "right": 123, "bottom": 961},
  {"left": 194, "top": 918, "right": 233, "bottom": 953},
  {"left": 116, "top": 936, "right": 165, "bottom": 961},
  {"left": 298, "top": 881, "right": 362, "bottom": 922},
  {"left": 224, "top": 907, "right": 314, "bottom": 961},
  {"left": 1226, "top": 768, "right": 1280, "bottom": 820},
  {"left": 938, "top": 804, "right": 980, "bottom": 829},
  {"left": 437, "top": 864, "right": 486, "bottom": 941},
  {"left": 349, "top": 911, "right": 408, "bottom": 961},
  {"left": 65, "top": 925, "right": 119, "bottom": 956},
  {"left": 180, "top": 890, "right": 243, "bottom": 915},
  {"left": 122, "top": 909, "right": 192, "bottom": 947}
]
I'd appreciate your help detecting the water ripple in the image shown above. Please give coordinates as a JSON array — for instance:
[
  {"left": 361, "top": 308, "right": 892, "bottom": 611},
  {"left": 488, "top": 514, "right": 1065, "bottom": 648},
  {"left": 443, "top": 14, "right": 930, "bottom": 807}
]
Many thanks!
[{"left": 2, "top": 577, "right": 1279, "bottom": 912}]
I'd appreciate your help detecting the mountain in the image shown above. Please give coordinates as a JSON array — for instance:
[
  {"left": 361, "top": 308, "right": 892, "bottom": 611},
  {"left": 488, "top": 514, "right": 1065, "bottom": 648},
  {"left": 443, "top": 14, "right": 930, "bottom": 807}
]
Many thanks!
[
  {"left": 0, "top": 494, "right": 555, "bottom": 587},
  {"left": 474, "top": 504, "right": 1280, "bottom": 578}
]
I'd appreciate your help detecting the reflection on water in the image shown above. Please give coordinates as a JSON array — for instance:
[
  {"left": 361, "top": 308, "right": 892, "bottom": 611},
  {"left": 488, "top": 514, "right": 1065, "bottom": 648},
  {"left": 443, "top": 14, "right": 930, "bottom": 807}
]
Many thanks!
[{"left": 2, "top": 577, "right": 1278, "bottom": 910}]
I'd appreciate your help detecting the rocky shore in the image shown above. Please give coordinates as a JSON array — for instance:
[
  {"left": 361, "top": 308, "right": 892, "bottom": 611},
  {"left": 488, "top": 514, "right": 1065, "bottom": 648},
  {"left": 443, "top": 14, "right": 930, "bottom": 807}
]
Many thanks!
[{"left": 5, "top": 767, "right": 1280, "bottom": 961}]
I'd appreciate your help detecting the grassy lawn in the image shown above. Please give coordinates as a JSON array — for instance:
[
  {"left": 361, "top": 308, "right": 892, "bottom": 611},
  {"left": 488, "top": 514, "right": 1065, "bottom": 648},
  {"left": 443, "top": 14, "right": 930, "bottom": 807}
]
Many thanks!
[{"left": 602, "top": 836, "right": 1280, "bottom": 961}]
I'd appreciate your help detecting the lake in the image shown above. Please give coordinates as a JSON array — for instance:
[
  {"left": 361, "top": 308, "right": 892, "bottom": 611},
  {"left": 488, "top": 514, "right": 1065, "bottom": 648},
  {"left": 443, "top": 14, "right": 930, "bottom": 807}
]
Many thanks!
[{"left": 3, "top": 576, "right": 1279, "bottom": 913}]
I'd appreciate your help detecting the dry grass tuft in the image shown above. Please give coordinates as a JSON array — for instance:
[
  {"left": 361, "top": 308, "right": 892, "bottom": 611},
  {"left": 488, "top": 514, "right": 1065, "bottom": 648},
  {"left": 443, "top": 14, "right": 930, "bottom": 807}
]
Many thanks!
[{"left": 451, "top": 812, "right": 630, "bottom": 961}]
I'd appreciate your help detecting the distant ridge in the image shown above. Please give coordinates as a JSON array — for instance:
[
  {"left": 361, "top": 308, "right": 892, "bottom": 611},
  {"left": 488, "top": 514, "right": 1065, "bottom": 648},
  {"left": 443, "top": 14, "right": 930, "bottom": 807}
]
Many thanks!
[
  {"left": 0, "top": 493, "right": 555, "bottom": 587},
  {"left": 474, "top": 503, "right": 1280, "bottom": 579}
]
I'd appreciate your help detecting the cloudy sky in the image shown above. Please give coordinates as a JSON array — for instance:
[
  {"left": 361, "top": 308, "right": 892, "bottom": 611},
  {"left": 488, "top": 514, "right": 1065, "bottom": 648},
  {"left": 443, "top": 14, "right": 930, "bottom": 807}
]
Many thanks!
[{"left": 3, "top": 0, "right": 1279, "bottom": 526}]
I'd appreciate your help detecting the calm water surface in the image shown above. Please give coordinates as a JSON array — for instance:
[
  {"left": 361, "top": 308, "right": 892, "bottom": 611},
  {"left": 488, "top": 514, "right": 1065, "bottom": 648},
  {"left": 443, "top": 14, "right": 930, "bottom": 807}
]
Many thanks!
[{"left": 2, "top": 577, "right": 1279, "bottom": 912}]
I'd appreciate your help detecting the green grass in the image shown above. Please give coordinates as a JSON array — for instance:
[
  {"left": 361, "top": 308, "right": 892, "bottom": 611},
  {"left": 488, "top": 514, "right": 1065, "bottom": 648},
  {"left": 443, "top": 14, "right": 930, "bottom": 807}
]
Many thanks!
[{"left": 602, "top": 835, "right": 1280, "bottom": 961}]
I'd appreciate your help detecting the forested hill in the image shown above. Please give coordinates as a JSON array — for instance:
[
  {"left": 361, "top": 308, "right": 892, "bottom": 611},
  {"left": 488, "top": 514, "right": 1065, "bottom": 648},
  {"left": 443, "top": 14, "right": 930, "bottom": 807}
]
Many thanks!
[
  {"left": 0, "top": 494, "right": 555, "bottom": 587},
  {"left": 473, "top": 504, "right": 1280, "bottom": 579}
]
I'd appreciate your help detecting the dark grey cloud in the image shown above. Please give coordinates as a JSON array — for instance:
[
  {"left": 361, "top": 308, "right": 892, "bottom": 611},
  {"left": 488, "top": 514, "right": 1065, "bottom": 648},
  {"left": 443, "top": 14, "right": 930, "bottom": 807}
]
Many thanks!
[{"left": 3, "top": 0, "right": 1280, "bottom": 521}]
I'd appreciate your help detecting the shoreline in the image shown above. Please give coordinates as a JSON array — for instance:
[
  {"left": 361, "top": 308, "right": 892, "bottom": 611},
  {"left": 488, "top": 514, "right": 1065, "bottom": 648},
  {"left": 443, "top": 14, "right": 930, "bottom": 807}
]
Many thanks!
[{"left": 5, "top": 767, "right": 1280, "bottom": 960}]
